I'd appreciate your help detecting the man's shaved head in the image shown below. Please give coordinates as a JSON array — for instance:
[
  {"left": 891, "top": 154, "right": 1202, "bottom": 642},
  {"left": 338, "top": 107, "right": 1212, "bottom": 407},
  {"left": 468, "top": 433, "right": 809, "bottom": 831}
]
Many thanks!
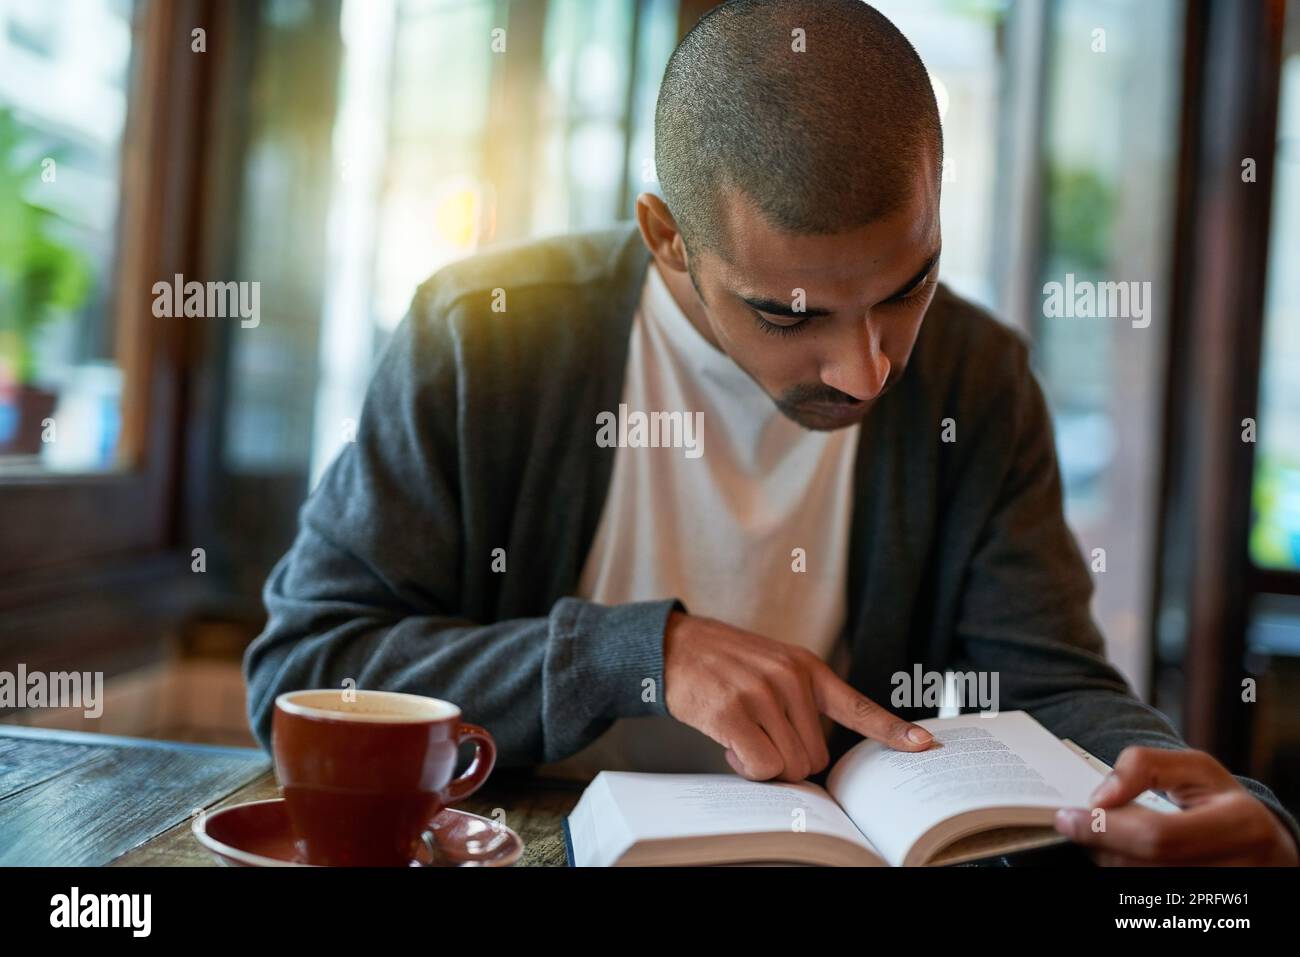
[
  {"left": 638, "top": 0, "right": 944, "bottom": 433},
  {"left": 655, "top": 0, "right": 943, "bottom": 255}
]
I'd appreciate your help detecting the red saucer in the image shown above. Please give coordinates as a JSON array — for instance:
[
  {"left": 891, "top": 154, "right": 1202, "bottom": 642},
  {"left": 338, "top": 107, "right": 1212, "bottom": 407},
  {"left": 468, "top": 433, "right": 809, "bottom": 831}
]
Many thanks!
[{"left": 193, "top": 798, "right": 523, "bottom": 867}]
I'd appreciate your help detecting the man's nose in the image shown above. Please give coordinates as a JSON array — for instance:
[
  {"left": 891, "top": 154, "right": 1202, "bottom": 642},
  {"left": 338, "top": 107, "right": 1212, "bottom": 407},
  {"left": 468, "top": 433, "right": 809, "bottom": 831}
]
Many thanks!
[{"left": 819, "top": 322, "right": 890, "bottom": 402}]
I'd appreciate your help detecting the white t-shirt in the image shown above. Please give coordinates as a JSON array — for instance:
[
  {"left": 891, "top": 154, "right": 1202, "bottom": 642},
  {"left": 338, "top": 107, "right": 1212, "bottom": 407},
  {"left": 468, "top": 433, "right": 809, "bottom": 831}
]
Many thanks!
[{"left": 536, "top": 260, "right": 861, "bottom": 778}]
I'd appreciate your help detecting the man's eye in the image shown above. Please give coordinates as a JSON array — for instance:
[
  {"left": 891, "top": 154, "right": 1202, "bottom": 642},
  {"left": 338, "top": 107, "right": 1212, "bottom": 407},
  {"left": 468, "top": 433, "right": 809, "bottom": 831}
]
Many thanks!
[
  {"left": 885, "top": 277, "right": 938, "bottom": 308},
  {"left": 752, "top": 311, "right": 807, "bottom": 338}
]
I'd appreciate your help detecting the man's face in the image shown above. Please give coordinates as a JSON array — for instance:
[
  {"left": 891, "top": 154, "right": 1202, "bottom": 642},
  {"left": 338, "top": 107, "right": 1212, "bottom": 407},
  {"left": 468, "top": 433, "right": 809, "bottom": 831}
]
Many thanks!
[{"left": 682, "top": 165, "right": 941, "bottom": 430}]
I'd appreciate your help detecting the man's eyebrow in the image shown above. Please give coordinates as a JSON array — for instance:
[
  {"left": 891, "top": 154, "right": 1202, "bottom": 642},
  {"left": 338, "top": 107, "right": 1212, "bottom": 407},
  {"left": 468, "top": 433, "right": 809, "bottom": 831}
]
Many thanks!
[
  {"left": 739, "top": 295, "right": 833, "bottom": 318},
  {"left": 738, "top": 247, "right": 943, "bottom": 318},
  {"left": 881, "top": 247, "right": 942, "bottom": 303}
]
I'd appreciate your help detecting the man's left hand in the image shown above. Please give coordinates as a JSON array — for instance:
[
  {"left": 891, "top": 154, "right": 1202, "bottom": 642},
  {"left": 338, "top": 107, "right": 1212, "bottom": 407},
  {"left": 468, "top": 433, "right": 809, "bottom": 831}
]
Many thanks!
[{"left": 1053, "top": 746, "right": 1299, "bottom": 866}]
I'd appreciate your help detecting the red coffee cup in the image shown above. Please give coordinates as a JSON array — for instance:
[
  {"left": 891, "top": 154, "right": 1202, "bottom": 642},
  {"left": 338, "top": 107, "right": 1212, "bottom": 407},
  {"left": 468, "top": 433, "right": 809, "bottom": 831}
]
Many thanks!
[{"left": 272, "top": 689, "right": 496, "bottom": 866}]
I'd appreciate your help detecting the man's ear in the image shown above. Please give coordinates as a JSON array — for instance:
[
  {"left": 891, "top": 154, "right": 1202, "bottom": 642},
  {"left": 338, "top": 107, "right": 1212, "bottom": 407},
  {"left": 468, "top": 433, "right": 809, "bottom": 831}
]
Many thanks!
[{"left": 635, "top": 193, "right": 690, "bottom": 273}]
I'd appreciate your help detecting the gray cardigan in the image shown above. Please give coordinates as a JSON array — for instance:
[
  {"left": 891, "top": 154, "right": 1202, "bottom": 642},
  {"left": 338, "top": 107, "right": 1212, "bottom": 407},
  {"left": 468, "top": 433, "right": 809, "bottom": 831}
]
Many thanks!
[{"left": 243, "top": 222, "right": 1299, "bottom": 846}]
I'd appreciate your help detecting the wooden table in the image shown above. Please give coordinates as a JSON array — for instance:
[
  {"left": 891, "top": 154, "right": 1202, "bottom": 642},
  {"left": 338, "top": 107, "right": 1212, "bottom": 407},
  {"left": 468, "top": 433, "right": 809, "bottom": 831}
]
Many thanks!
[{"left": 0, "top": 725, "right": 579, "bottom": 866}]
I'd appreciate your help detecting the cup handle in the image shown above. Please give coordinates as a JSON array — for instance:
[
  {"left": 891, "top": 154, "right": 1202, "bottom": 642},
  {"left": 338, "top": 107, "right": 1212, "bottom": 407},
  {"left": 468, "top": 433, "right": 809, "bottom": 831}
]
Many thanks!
[{"left": 444, "top": 722, "right": 497, "bottom": 804}]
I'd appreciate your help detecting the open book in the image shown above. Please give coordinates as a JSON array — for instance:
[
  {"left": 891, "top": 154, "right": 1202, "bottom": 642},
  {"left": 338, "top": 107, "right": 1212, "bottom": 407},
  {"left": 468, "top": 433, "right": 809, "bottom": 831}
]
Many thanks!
[{"left": 564, "top": 710, "right": 1180, "bottom": 866}]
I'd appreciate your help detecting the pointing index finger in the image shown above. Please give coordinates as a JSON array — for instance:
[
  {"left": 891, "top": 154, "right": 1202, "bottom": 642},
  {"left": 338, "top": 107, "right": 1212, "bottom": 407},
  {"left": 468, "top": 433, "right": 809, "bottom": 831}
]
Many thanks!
[{"left": 812, "top": 667, "right": 934, "bottom": 751}]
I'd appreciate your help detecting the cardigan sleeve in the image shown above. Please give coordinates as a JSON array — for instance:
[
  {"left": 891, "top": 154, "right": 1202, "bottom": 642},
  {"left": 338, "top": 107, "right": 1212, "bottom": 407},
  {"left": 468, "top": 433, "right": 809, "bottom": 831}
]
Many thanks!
[{"left": 243, "top": 284, "right": 676, "bottom": 766}]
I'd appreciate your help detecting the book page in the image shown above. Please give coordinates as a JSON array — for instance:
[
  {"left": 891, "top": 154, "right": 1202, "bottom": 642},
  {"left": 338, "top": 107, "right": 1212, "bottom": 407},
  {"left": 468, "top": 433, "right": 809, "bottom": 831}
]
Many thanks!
[
  {"left": 825, "top": 710, "right": 1106, "bottom": 866},
  {"left": 568, "top": 771, "right": 873, "bottom": 866}
]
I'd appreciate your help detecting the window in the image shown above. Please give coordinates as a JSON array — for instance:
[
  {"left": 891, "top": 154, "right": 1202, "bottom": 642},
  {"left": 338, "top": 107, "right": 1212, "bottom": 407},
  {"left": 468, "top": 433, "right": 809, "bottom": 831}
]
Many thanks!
[
  {"left": 1251, "top": 0, "right": 1300, "bottom": 573},
  {"left": 211, "top": 0, "right": 682, "bottom": 587},
  {"left": 1242, "top": 0, "right": 1300, "bottom": 816},
  {"left": 1, "top": 0, "right": 219, "bottom": 645},
  {"left": 1034, "top": 0, "right": 1185, "bottom": 691},
  {"left": 0, "top": 0, "right": 137, "bottom": 473},
  {"left": 872, "top": 0, "right": 1009, "bottom": 312},
  {"left": 220, "top": 0, "right": 682, "bottom": 488}
]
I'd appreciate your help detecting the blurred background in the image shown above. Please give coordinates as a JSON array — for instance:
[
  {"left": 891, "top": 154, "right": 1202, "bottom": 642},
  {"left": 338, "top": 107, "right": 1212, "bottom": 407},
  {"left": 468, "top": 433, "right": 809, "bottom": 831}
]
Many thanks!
[{"left": 0, "top": 0, "right": 1297, "bottom": 815}]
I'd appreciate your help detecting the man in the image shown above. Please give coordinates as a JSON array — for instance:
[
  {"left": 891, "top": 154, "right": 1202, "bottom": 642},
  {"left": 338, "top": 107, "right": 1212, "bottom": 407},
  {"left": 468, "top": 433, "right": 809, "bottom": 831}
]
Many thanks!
[{"left": 245, "top": 0, "right": 1299, "bottom": 865}]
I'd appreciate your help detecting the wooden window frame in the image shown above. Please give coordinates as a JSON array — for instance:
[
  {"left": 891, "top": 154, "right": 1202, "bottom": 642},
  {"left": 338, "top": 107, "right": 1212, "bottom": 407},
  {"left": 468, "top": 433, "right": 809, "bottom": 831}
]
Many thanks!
[
  {"left": 0, "top": 0, "right": 219, "bottom": 671},
  {"left": 1151, "top": 0, "right": 1287, "bottom": 761}
]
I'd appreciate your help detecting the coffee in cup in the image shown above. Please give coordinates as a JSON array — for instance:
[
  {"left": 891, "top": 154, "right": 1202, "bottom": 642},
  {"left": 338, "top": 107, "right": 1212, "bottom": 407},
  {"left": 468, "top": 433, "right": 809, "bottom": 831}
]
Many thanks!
[{"left": 272, "top": 689, "right": 496, "bottom": 866}]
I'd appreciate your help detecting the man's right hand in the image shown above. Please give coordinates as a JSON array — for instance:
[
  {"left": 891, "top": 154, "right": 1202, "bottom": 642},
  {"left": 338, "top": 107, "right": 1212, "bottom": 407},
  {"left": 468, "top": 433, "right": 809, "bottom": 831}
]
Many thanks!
[{"left": 662, "top": 611, "right": 934, "bottom": 782}]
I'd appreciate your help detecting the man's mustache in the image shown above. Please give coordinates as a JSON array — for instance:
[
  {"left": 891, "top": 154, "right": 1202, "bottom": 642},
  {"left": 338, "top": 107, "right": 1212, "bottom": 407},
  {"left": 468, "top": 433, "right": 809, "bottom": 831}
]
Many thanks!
[
  {"left": 782, "top": 371, "right": 899, "bottom": 407},
  {"left": 783, "top": 384, "right": 865, "bottom": 405}
]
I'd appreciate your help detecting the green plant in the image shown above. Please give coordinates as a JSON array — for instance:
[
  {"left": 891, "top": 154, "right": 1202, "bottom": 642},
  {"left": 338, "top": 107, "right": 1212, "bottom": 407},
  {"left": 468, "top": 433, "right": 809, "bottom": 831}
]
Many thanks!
[
  {"left": 1045, "top": 163, "right": 1116, "bottom": 274},
  {"left": 0, "top": 107, "right": 93, "bottom": 385}
]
